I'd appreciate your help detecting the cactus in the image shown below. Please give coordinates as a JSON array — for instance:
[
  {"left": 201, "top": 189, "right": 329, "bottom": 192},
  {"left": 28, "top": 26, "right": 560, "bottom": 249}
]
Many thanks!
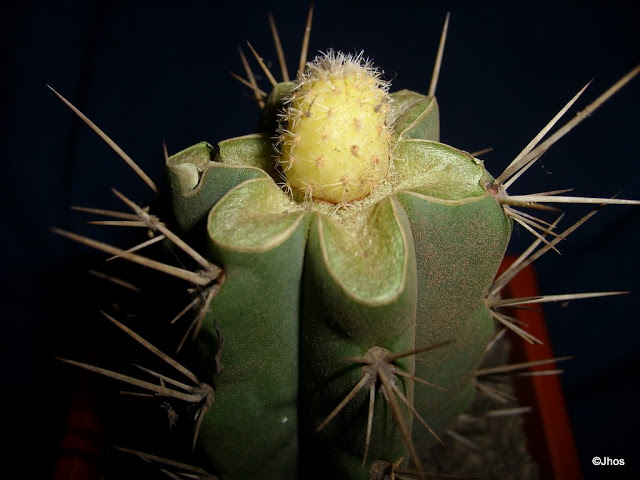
[{"left": 51, "top": 5, "right": 639, "bottom": 480}]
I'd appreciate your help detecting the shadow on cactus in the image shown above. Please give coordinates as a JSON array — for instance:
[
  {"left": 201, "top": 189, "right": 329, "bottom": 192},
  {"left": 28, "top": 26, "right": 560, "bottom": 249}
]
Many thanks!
[{"left": 52, "top": 5, "right": 639, "bottom": 480}]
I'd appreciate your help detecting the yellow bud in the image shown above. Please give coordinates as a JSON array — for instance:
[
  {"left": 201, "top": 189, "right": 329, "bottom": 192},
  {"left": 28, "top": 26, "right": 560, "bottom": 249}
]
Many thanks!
[{"left": 278, "top": 51, "right": 391, "bottom": 204}]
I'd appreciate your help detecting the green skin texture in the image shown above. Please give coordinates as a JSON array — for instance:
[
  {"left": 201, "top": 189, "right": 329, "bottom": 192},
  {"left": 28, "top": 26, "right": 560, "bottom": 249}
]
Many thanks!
[{"left": 166, "top": 83, "right": 512, "bottom": 479}]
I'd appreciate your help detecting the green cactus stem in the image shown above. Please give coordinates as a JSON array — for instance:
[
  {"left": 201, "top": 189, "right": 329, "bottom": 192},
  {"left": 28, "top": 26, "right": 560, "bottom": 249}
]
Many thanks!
[{"left": 162, "top": 46, "right": 514, "bottom": 477}]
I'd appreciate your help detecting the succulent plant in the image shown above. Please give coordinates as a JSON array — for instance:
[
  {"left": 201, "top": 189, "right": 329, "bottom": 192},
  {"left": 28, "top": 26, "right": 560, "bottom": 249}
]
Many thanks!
[{"left": 52, "top": 5, "right": 638, "bottom": 480}]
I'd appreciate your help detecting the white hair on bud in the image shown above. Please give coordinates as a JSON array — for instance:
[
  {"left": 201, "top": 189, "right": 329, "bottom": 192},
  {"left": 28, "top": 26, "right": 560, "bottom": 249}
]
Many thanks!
[{"left": 295, "top": 49, "right": 390, "bottom": 93}]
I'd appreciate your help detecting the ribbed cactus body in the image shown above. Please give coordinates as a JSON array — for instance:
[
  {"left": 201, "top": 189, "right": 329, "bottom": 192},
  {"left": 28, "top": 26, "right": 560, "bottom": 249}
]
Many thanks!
[
  {"left": 166, "top": 54, "right": 512, "bottom": 479},
  {"left": 196, "top": 179, "right": 307, "bottom": 478}
]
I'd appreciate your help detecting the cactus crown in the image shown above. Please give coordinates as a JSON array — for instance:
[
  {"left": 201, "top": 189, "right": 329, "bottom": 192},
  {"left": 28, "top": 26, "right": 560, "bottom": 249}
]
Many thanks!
[{"left": 277, "top": 50, "right": 392, "bottom": 204}]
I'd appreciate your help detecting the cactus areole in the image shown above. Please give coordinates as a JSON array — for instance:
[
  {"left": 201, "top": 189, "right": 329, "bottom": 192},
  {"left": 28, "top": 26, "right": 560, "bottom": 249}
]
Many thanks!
[{"left": 165, "top": 50, "right": 512, "bottom": 479}]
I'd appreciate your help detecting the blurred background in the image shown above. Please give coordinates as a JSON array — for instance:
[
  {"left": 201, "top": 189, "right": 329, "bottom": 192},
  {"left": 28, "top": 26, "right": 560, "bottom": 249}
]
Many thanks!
[{"left": 3, "top": 0, "right": 639, "bottom": 478}]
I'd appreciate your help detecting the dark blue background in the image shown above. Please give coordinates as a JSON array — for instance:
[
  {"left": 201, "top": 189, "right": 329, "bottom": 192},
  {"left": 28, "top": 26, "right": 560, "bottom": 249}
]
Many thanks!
[{"left": 3, "top": 1, "right": 639, "bottom": 478}]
